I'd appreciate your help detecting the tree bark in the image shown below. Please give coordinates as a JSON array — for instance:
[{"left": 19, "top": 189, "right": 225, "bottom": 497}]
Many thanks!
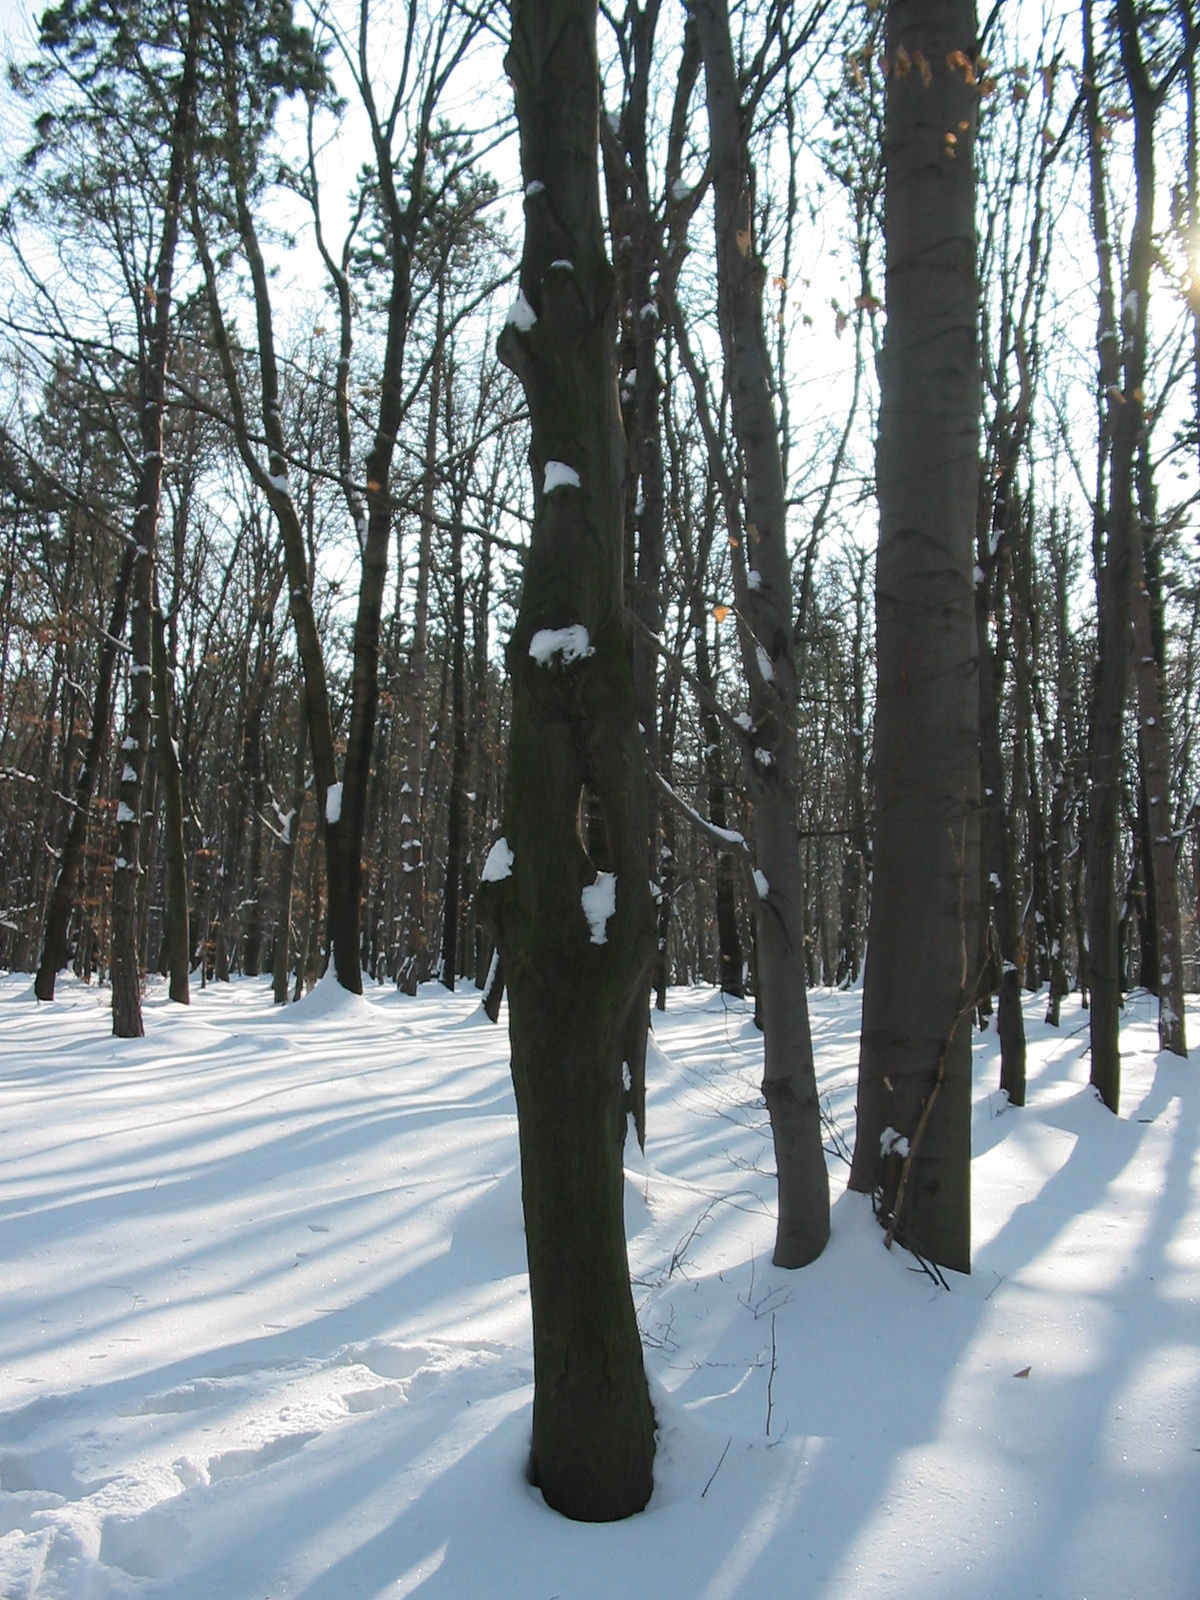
[
  {"left": 273, "top": 693, "right": 308, "bottom": 1005},
  {"left": 1084, "top": 0, "right": 1157, "bottom": 1110},
  {"left": 481, "top": 0, "right": 655, "bottom": 1520},
  {"left": 35, "top": 543, "right": 133, "bottom": 1001},
  {"left": 849, "top": 0, "right": 981, "bottom": 1275},
  {"left": 693, "top": 0, "right": 830, "bottom": 1268},
  {"left": 112, "top": 8, "right": 199, "bottom": 1037},
  {"left": 151, "top": 592, "right": 188, "bottom": 1003}
]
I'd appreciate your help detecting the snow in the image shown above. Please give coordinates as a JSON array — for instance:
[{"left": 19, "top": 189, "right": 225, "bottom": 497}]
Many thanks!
[
  {"left": 528, "top": 625, "right": 593, "bottom": 667},
  {"left": 116, "top": 802, "right": 135, "bottom": 824},
  {"left": 542, "top": 460, "right": 581, "bottom": 494},
  {"left": 752, "top": 868, "right": 770, "bottom": 899},
  {"left": 580, "top": 871, "right": 617, "bottom": 944},
  {"left": 879, "top": 1125, "right": 910, "bottom": 1159},
  {"left": 755, "top": 644, "right": 775, "bottom": 682},
  {"left": 121, "top": 765, "right": 136, "bottom": 784},
  {"left": 747, "top": 569, "right": 762, "bottom": 590},
  {"left": 480, "top": 838, "right": 514, "bottom": 883},
  {"left": 505, "top": 292, "right": 537, "bottom": 332},
  {"left": 524, "top": 180, "right": 545, "bottom": 197},
  {"left": 0, "top": 977, "right": 1196, "bottom": 1600},
  {"left": 324, "top": 781, "right": 343, "bottom": 825}
]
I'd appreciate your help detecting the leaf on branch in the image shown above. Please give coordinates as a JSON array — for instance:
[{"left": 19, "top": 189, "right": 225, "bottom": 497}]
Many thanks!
[
  {"left": 712, "top": 605, "right": 730, "bottom": 623},
  {"left": 913, "top": 51, "right": 932, "bottom": 87},
  {"left": 893, "top": 46, "right": 911, "bottom": 79}
]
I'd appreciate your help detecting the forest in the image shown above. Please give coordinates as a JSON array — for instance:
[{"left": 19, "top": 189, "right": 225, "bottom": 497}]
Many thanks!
[{"left": 0, "top": 0, "right": 1198, "bottom": 1534}]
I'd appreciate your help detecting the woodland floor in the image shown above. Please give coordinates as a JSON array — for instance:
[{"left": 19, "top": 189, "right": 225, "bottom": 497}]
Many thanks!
[{"left": 0, "top": 970, "right": 1196, "bottom": 1599}]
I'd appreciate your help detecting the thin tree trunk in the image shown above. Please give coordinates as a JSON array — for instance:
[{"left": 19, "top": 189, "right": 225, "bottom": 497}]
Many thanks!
[
  {"left": 112, "top": 11, "right": 199, "bottom": 1038},
  {"left": 399, "top": 288, "right": 446, "bottom": 994},
  {"left": 693, "top": 0, "right": 830, "bottom": 1268},
  {"left": 1084, "top": 0, "right": 1158, "bottom": 1110},
  {"left": 441, "top": 508, "right": 468, "bottom": 989},
  {"left": 35, "top": 544, "right": 134, "bottom": 1001},
  {"left": 151, "top": 594, "right": 188, "bottom": 1003},
  {"left": 273, "top": 694, "right": 308, "bottom": 1004}
]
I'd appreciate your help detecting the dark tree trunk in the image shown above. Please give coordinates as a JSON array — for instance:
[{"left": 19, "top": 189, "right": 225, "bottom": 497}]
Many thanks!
[
  {"left": 242, "top": 698, "right": 265, "bottom": 977},
  {"left": 481, "top": 0, "right": 655, "bottom": 1521},
  {"left": 836, "top": 550, "right": 870, "bottom": 988},
  {"left": 273, "top": 696, "right": 308, "bottom": 1004},
  {"left": 696, "top": 609, "right": 743, "bottom": 995},
  {"left": 35, "top": 544, "right": 134, "bottom": 1001},
  {"left": 1084, "top": 0, "right": 1159, "bottom": 1109},
  {"left": 112, "top": 12, "right": 199, "bottom": 1038},
  {"left": 152, "top": 595, "right": 188, "bottom": 1003},
  {"left": 441, "top": 510, "right": 468, "bottom": 989},
  {"left": 1131, "top": 460, "right": 1188, "bottom": 1054},
  {"left": 849, "top": 0, "right": 981, "bottom": 1275},
  {"left": 398, "top": 290, "right": 446, "bottom": 995},
  {"left": 693, "top": 0, "right": 830, "bottom": 1269}
]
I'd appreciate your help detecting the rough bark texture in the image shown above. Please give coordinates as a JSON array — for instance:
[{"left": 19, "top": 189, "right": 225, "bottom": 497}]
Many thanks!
[
  {"left": 481, "top": 0, "right": 655, "bottom": 1521},
  {"left": 693, "top": 0, "right": 830, "bottom": 1269},
  {"left": 849, "top": 0, "right": 981, "bottom": 1275}
]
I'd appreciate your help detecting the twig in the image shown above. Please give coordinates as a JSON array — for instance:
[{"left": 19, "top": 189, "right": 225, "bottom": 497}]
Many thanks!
[
  {"left": 765, "top": 1312, "right": 777, "bottom": 1437},
  {"left": 701, "top": 1437, "right": 732, "bottom": 1498}
]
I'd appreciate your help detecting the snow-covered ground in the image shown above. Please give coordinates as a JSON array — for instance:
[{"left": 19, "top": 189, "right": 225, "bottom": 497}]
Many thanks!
[{"left": 0, "top": 971, "right": 1196, "bottom": 1600}]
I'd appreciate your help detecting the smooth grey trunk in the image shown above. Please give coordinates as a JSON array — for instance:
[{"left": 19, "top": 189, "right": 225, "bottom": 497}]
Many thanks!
[{"left": 849, "top": 0, "right": 981, "bottom": 1275}]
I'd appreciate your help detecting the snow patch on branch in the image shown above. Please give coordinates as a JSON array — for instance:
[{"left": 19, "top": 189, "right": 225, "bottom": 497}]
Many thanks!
[
  {"left": 880, "top": 1126, "right": 910, "bottom": 1159},
  {"left": 481, "top": 838, "right": 514, "bottom": 883},
  {"left": 543, "top": 460, "right": 581, "bottom": 494},
  {"left": 755, "top": 644, "right": 775, "bottom": 682},
  {"left": 505, "top": 292, "right": 537, "bottom": 332},
  {"left": 581, "top": 872, "right": 617, "bottom": 944},
  {"left": 325, "top": 782, "right": 343, "bottom": 825},
  {"left": 753, "top": 869, "right": 769, "bottom": 900}
]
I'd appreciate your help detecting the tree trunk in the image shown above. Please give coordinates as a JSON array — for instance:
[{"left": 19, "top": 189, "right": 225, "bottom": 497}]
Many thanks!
[
  {"left": 35, "top": 543, "right": 134, "bottom": 1001},
  {"left": 693, "top": 0, "right": 830, "bottom": 1269},
  {"left": 398, "top": 288, "right": 446, "bottom": 994},
  {"left": 849, "top": 0, "right": 981, "bottom": 1275},
  {"left": 112, "top": 11, "right": 199, "bottom": 1038},
  {"left": 1084, "top": 0, "right": 1156, "bottom": 1110},
  {"left": 696, "top": 610, "right": 743, "bottom": 995},
  {"left": 272, "top": 694, "right": 308, "bottom": 1003},
  {"left": 440, "top": 508, "right": 468, "bottom": 989},
  {"left": 152, "top": 594, "right": 188, "bottom": 1003},
  {"left": 482, "top": 0, "right": 655, "bottom": 1520},
  {"left": 1131, "top": 519, "right": 1187, "bottom": 1054}
]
